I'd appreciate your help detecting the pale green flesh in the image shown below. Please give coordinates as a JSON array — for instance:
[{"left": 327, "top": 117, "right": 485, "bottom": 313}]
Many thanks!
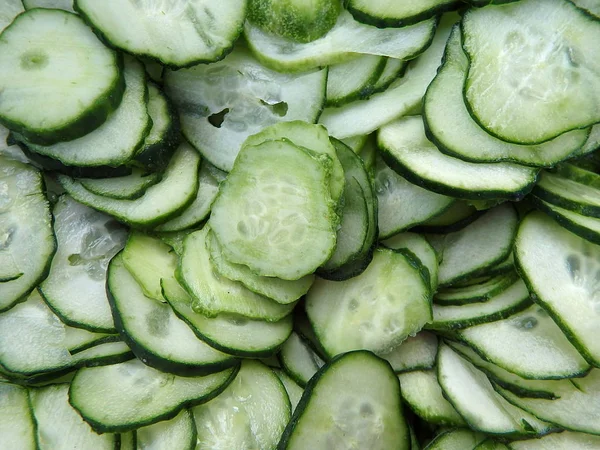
[
  {"left": 319, "top": 13, "right": 455, "bottom": 139},
  {"left": 0, "top": 155, "right": 55, "bottom": 311},
  {"left": 348, "top": 0, "right": 456, "bottom": 23},
  {"left": 424, "top": 27, "right": 589, "bottom": 166},
  {"left": 437, "top": 344, "right": 554, "bottom": 436},
  {"left": 515, "top": 211, "right": 600, "bottom": 365},
  {"left": 419, "top": 200, "right": 477, "bottom": 228},
  {"left": 459, "top": 304, "right": 590, "bottom": 379},
  {"left": 509, "top": 430, "right": 600, "bottom": 449},
  {"left": 462, "top": 0, "right": 600, "bottom": 144},
  {"left": 244, "top": 9, "right": 435, "bottom": 72},
  {"left": 425, "top": 429, "right": 486, "bottom": 450},
  {"left": 535, "top": 197, "right": 600, "bottom": 239},
  {"left": 58, "top": 142, "right": 200, "bottom": 228},
  {"left": 32, "top": 384, "right": 116, "bottom": 450},
  {"left": 326, "top": 54, "right": 384, "bottom": 105},
  {"left": 210, "top": 140, "right": 338, "bottom": 280},
  {"left": 373, "top": 58, "right": 406, "bottom": 91},
  {"left": 165, "top": 46, "right": 326, "bottom": 172},
  {"left": 20, "top": 56, "right": 149, "bottom": 167},
  {"left": 79, "top": 169, "right": 160, "bottom": 200},
  {"left": 136, "top": 409, "right": 196, "bottom": 450},
  {"left": 280, "top": 332, "right": 325, "bottom": 386},
  {"left": 378, "top": 331, "right": 438, "bottom": 373},
  {"left": 399, "top": 370, "right": 465, "bottom": 426},
  {"left": 69, "top": 358, "right": 236, "bottom": 432},
  {"left": 274, "top": 369, "right": 304, "bottom": 413},
  {"left": 374, "top": 155, "right": 454, "bottom": 239},
  {"left": 435, "top": 272, "right": 518, "bottom": 306},
  {"left": 76, "top": 0, "right": 247, "bottom": 67},
  {"left": 208, "top": 231, "right": 314, "bottom": 305},
  {"left": 179, "top": 227, "right": 295, "bottom": 321},
  {"left": 0, "top": 382, "right": 36, "bottom": 450},
  {"left": 0, "top": 0, "right": 24, "bottom": 32},
  {"left": 378, "top": 116, "right": 538, "bottom": 200},
  {"left": 40, "top": 195, "right": 127, "bottom": 332},
  {"left": 283, "top": 352, "right": 410, "bottom": 450},
  {"left": 193, "top": 360, "right": 291, "bottom": 450},
  {"left": 22, "top": 0, "right": 74, "bottom": 11},
  {"left": 306, "top": 247, "right": 431, "bottom": 356},
  {"left": 536, "top": 170, "right": 600, "bottom": 214}
]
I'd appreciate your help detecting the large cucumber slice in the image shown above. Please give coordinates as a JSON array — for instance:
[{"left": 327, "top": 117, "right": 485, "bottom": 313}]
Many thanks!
[{"left": 0, "top": 382, "right": 37, "bottom": 450}]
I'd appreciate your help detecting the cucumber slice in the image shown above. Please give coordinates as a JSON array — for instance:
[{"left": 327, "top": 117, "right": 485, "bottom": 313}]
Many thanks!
[
  {"left": 534, "top": 170, "right": 600, "bottom": 217},
  {"left": 374, "top": 154, "right": 454, "bottom": 239},
  {"left": 347, "top": 0, "right": 458, "bottom": 28},
  {"left": 398, "top": 370, "right": 466, "bottom": 426},
  {"left": 0, "top": 0, "right": 24, "bottom": 32},
  {"left": 435, "top": 272, "right": 518, "bottom": 306},
  {"left": 416, "top": 201, "right": 481, "bottom": 234},
  {"left": 326, "top": 54, "right": 386, "bottom": 106},
  {"left": 179, "top": 227, "right": 295, "bottom": 321},
  {"left": 69, "top": 358, "right": 238, "bottom": 433},
  {"left": 75, "top": 0, "right": 247, "bottom": 68},
  {"left": 509, "top": 431, "right": 600, "bottom": 449},
  {"left": 273, "top": 369, "right": 304, "bottom": 413},
  {"left": 79, "top": 169, "right": 160, "bottom": 201},
  {"left": 192, "top": 360, "right": 291, "bottom": 450},
  {"left": 40, "top": 195, "right": 127, "bottom": 332},
  {"left": 136, "top": 409, "right": 196, "bottom": 450},
  {"left": 372, "top": 58, "right": 406, "bottom": 93},
  {"left": 458, "top": 304, "right": 590, "bottom": 379},
  {"left": 462, "top": 0, "right": 600, "bottom": 144},
  {"left": 424, "top": 26, "right": 589, "bottom": 167},
  {"left": 378, "top": 116, "right": 539, "bottom": 200},
  {"left": 279, "top": 332, "right": 325, "bottom": 387},
  {"left": 515, "top": 211, "right": 600, "bottom": 365},
  {"left": 22, "top": 0, "right": 74, "bottom": 11},
  {"left": 533, "top": 196, "right": 600, "bottom": 245},
  {"left": 58, "top": 142, "right": 201, "bottom": 228},
  {"left": 0, "top": 9, "right": 124, "bottom": 145},
  {"left": 424, "top": 429, "right": 486, "bottom": 450},
  {"left": 279, "top": 351, "right": 410, "bottom": 450},
  {"left": 108, "top": 254, "right": 237, "bottom": 377},
  {"left": 118, "top": 433, "right": 136, "bottom": 450},
  {"left": 378, "top": 331, "right": 438, "bottom": 374},
  {"left": 244, "top": 9, "right": 436, "bottom": 72},
  {"left": 306, "top": 247, "right": 432, "bottom": 357},
  {"left": 164, "top": 46, "right": 326, "bottom": 172},
  {"left": 0, "top": 382, "right": 37, "bottom": 450},
  {"left": 17, "top": 56, "right": 150, "bottom": 168},
  {"left": 318, "top": 13, "right": 455, "bottom": 139},
  {"left": 210, "top": 140, "right": 338, "bottom": 280},
  {"left": 572, "top": 0, "right": 600, "bottom": 18},
  {"left": 0, "top": 155, "right": 55, "bottom": 312},
  {"left": 162, "top": 277, "right": 293, "bottom": 358}
]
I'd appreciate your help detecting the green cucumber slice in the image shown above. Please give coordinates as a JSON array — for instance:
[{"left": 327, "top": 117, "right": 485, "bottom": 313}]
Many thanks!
[
  {"left": 0, "top": 382, "right": 36, "bottom": 450},
  {"left": 347, "top": 0, "right": 458, "bottom": 28}
]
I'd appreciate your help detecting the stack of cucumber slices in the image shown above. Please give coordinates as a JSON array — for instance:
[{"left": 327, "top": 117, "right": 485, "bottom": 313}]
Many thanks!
[{"left": 1, "top": 0, "right": 600, "bottom": 448}]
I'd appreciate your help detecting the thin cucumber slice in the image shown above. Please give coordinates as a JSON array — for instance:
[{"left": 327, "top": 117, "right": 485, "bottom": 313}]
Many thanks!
[
  {"left": 209, "top": 140, "right": 338, "bottom": 280},
  {"left": 0, "top": 0, "right": 24, "bottom": 32},
  {"left": 69, "top": 358, "right": 238, "bottom": 433},
  {"left": 273, "top": 369, "right": 304, "bottom": 413},
  {"left": 458, "top": 304, "right": 590, "bottom": 379},
  {"left": 462, "top": 0, "right": 600, "bottom": 144},
  {"left": 162, "top": 277, "right": 293, "bottom": 358},
  {"left": 32, "top": 384, "right": 117, "bottom": 450},
  {"left": 378, "top": 116, "right": 538, "bottom": 200},
  {"left": 424, "top": 26, "right": 589, "bottom": 166},
  {"left": 429, "top": 278, "right": 532, "bottom": 331},
  {"left": 0, "top": 155, "right": 55, "bottom": 312},
  {"left": 208, "top": 231, "right": 314, "bottom": 305},
  {"left": 193, "top": 360, "right": 291, "bottom": 450},
  {"left": 496, "top": 369, "right": 600, "bottom": 435},
  {"left": 476, "top": 440, "right": 510, "bottom": 450},
  {"left": 118, "top": 433, "right": 136, "bottom": 450},
  {"left": 437, "top": 344, "right": 555, "bottom": 437},
  {"left": 434, "top": 272, "right": 518, "bottom": 306},
  {"left": 398, "top": 370, "right": 466, "bottom": 426},
  {"left": 306, "top": 247, "right": 432, "bottom": 357},
  {"left": 242, "top": 121, "right": 344, "bottom": 203},
  {"left": 154, "top": 161, "right": 225, "bottom": 233},
  {"left": 509, "top": 430, "right": 600, "bottom": 449},
  {"left": 0, "top": 9, "right": 124, "bottom": 145},
  {"left": 341, "top": 134, "right": 368, "bottom": 153},
  {"left": 378, "top": 331, "right": 438, "bottom": 373},
  {"left": 416, "top": 201, "right": 481, "bottom": 234},
  {"left": 534, "top": 170, "right": 600, "bottom": 217},
  {"left": 326, "top": 54, "right": 386, "bottom": 106},
  {"left": 165, "top": 46, "right": 326, "bottom": 172},
  {"left": 79, "top": 169, "right": 160, "bottom": 201},
  {"left": 319, "top": 13, "right": 455, "bottom": 139},
  {"left": 347, "top": 0, "right": 458, "bottom": 28},
  {"left": 179, "top": 227, "right": 295, "bottom": 321},
  {"left": 382, "top": 232, "right": 439, "bottom": 292},
  {"left": 247, "top": 0, "right": 340, "bottom": 43},
  {"left": 64, "top": 327, "right": 114, "bottom": 354},
  {"left": 58, "top": 142, "right": 201, "bottom": 228},
  {"left": 424, "top": 429, "right": 486, "bottom": 450},
  {"left": 572, "top": 123, "right": 600, "bottom": 157},
  {"left": 533, "top": 196, "right": 600, "bottom": 245},
  {"left": 279, "top": 332, "right": 325, "bottom": 387},
  {"left": 17, "top": 56, "right": 150, "bottom": 168},
  {"left": 373, "top": 154, "right": 454, "bottom": 239},
  {"left": 572, "top": 0, "right": 600, "bottom": 17},
  {"left": 136, "top": 409, "right": 196, "bottom": 450},
  {"left": 75, "top": 0, "right": 247, "bottom": 68},
  {"left": 244, "top": 9, "right": 436, "bottom": 72},
  {"left": 515, "top": 211, "right": 600, "bottom": 365},
  {"left": 22, "top": 0, "right": 75, "bottom": 11},
  {"left": 40, "top": 195, "right": 127, "bottom": 332},
  {"left": 434, "top": 203, "right": 518, "bottom": 286},
  {"left": 0, "top": 382, "right": 37, "bottom": 450},
  {"left": 108, "top": 254, "right": 237, "bottom": 377},
  {"left": 372, "top": 58, "right": 406, "bottom": 92},
  {"left": 279, "top": 351, "right": 409, "bottom": 450}
]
